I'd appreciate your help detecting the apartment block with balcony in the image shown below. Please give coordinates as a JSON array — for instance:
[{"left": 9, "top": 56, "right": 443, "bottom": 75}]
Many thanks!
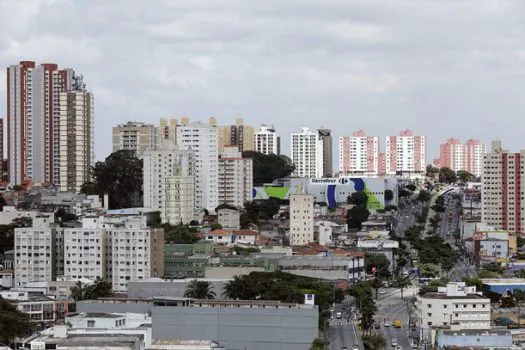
[
  {"left": 339, "top": 130, "right": 380, "bottom": 176},
  {"left": 385, "top": 130, "right": 426, "bottom": 177},
  {"left": 217, "top": 117, "right": 254, "bottom": 154},
  {"left": 291, "top": 127, "right": 324, "bottom": 178},
  {"left": 218, "top": 146, "right": 253, "bottom": 208},
  {"left": 112, "top": 121, "right": 157, "bottom": 158},
  {"left": 415, "top": 282, "right": 491, "bottom": 339},
  {"left": 254, "top": 124, "right": 280, "bottom": 155},
  {"left": 0, "top": 290, "right": 68, "bottom": 325},
  {"left": 437, "top": 138, "right": 486, "bottom": 177}
]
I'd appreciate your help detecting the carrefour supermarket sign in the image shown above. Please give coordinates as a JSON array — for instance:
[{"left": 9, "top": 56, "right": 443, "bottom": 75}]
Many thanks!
[{"left": 310, "top": 178, "right": 350, "bottom": 185}]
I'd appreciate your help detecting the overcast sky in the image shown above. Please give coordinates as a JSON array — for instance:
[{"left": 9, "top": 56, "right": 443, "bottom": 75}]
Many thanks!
[{"left": 1, "top": 0, "right": 525, "bottom": 165}]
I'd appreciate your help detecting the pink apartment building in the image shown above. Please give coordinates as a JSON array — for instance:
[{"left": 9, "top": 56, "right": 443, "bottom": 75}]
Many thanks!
[
  {"left": 437, "top": 138, "right": 486, "bottom": 177},
  {"left": 385, "top": 130, "right": 426, "bottom": 176},
  {"left": 339, "top": 130, "right": 380, "bottom": 176}
]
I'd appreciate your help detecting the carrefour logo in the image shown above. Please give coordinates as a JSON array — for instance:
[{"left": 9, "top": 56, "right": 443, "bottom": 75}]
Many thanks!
[{"left": 310, "top": 178, "right": 350, "bottom": 185}]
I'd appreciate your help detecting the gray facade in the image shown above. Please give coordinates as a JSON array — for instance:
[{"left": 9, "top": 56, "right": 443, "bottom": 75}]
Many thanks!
[
  {"left": 77, "top": 301, "right": 153, "bottom": 315},
  {"left": 152, "top": 306, "right": 318, "bottom": 350},
  {"left": 127, "top": 280, "right": 228, "bottom": 299}
]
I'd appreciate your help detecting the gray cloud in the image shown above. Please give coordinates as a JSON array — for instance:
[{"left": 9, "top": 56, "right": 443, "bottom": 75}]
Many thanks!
[{"left": 1, "top": 0, "right": 525, "bottom": 164}]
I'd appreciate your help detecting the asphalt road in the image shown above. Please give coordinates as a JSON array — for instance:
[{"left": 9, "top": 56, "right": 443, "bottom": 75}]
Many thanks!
[
  {"left": 375, "top": 287, "right": 417, "bottom": 350},
  {"left": 329, "top": 300, "right": 361, "bottom": 350}
]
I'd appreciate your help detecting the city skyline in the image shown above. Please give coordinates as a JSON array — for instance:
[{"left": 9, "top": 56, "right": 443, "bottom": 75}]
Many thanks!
[{"left": 0, "top": 1, "right": 523, "bottom": 164}]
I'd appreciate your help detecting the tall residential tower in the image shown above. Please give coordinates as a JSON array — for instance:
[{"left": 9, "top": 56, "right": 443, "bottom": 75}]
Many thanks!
[
  {"left": 291, "top": 127, "right": 324, "bottom": 178},
  {"left": 339, "top": 130, "right": 380, "bottom": 176},
  {"left": 385, "top": 130, "right": 426, "bottom": 176}
]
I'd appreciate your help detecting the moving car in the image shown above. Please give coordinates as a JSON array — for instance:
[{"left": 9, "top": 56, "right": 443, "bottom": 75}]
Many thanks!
[
  {"left": 394, "top": 319, "right": 402, "bottom": 328},
  {"left": 336, "top": 312, "right": 342, "bottom": 319},
  {"left": 352, "top": 346, "right": 359, "bottom": 350},
  {"left": 391, "top": 338, "right": 398, "bottom": 347},
  {"left": 384, "top": 321, "right": 390, "bottom": 327}
]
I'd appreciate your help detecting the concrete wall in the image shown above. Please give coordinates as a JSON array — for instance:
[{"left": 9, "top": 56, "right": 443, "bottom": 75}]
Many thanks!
[
  {"left": 152, "top": 306, "right": 318, "bottom": 350},
  {"left": 77, "top": 301, "right": 153, "bottom": 315},
  {"left": 127, "top": 281, "right": 228, "bottom": 299},
  {"left": 436, "top": 332, "right": 512, "bottom": 348},
  {"left": 204, "top": 266, "right": 265, "bottom": 279}
]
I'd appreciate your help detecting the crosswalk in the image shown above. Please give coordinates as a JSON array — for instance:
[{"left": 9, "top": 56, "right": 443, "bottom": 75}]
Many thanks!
[
  {"left": 329, "top": 319, "right": 410, "bottom": 327},
  {"left": 329, "top": 319, "right": 353, "bottom": 326}
]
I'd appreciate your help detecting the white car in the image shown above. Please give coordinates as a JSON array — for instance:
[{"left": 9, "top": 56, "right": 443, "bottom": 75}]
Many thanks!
[
  {"left": 384, "top": 321, "right": 390, "bottom": 327},
  {"left": 352, "top": 346, "right": 359, "bottom": 350},
  {"left": 379, "top": 290, "right": 386, "bottom": 294}
]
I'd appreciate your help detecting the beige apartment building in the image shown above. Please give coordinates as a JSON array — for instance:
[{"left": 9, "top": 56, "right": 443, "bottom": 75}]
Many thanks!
[
  {"left": 112, "top": 121, "right": 157, "bottom": 157},
  {"left": 289, "top": 193, "right": 315, "bottom": 246},
  {"left": 59, "top": 91, "right": 94, "bottom": 192},
  {"left": 218, "top": 117, "right": 254, "bottom": 154},
  {"left": 482, "top": 140, "right": 525, "bottom": 233}
]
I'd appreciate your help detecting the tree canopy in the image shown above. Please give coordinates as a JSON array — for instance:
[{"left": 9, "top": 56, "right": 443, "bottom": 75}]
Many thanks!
[
  {"left": 0, "top": 217, "right": 33, "bottom": 254},
  {"left": 215, "top": 203, "right": 238, "bottom": 213},
  {"left": 241, "top": 198, "right": 281, "bottom": 227},
  {"left": 0, "top": 297, "right": 33, "bottom": 343},
  {"left": 242, "top": 151, "right": 295, "bottom": 185},
  {"left": 184, "top": 280, "right": 216, "bottom": 299},
  {"left": 71, "top": 280, "right": 113, "bottom": 302},
  {"left": 384, "top": 189, "right": 394, "bottom": 202},
  {"left": 80, "top": 150, "right": 143, "bottom": 209},
  {"left": 457, "top": 170, "right": 475, "bottom": 183},
  {"left": 439, "top": 167, "right": 457, "bottom": 184},
  {"left": 365, "top": 253, "right": 391, "bottom": 279},
  {"left": 162, "top": 223, "right": 199, "bottom": 244}
]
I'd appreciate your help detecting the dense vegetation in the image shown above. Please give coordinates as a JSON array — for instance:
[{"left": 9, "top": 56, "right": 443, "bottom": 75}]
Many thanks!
[
  {"left": 71, "top": 280, "right": 113, "bottom": 301},
  {"left": 347, "top": 192, "right": 370, "bottom": 230},
  {"left": 80, "top": 150, "right": 143, "bottom": 209},
  {"left": 0, "top": 297, "right": 33, "bottom": 343},
  {"left": 242, "top": 151, "right": 295, "bottom": 185}
]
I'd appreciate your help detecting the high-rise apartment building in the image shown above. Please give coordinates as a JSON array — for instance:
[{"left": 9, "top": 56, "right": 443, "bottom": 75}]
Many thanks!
[
  {"left": 58, "top": 91, "right": 94, "bottom": 192},
  {"left": 0, "top": 119, "right": 3, "bottom": 180},
  {"left": 437, "top": 138, "right": 486, "bottom": 177},
  {"left": 339, "top": 130, "right": 380, "bottom": 176},
  {"left": 112, "top": 121, "right": 157, "bottom": 157},
  {"left": 291, "top": 127, "right": 324, "bottom": 178},
  {"left": 143, "top": 147, "right": 195, "bottom": 224},
  {"left": 218, "top": 117, "right": 254, "bottom": 154},
  {"left": 157, "top": 118, "right": 178, "bottom": 149},
  {"left": 177, "top": 118, "right": 219, "bottom": 212},
  {"left": 318, "top": 128, "right": 333, "bottom": 177},
  {"left": 218, "top": 146, "right": 253, "bottom": 208},
  {"left": 14, "top": 215, "right": 63, "bottom": 287},
  {"left": 254, "top": 125, "right": 280, "bottom": 155},
  {"left": 482, "top": 141, "right": 525, "bottom": 233},
  {"left": 7, "top": 61, "right": 85, "bottom": 186},
  {"left": 289, "top": 193, "right": 314, "bottom": 246},
  {"left": 385, "top": 130, "right": 426, "bottom": 176}
]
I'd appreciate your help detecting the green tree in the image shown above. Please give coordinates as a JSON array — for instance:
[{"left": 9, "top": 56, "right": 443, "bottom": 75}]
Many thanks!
[
  {"left": 71, "top": 280, "right": 113, "bottom": 301},
  {"left": 392, "top": 276, "right": 411, "bottom": 299},
  {"left": 310, "top": 338, "right": 327, "bottom": 350},
  {"left": 417, "top": 190, "right": 431, "bottom": 202},
  {"left": 163, "top": 223, "right": 199, "bottom": 243},
  {"left": 54, "top": 208, "right": 77, "bottom": 225},
  {"left": 184, "top": 280, "right": 216, "bottom": 299},
  {"left": 439, "top": 167, "right": 457, "bottom": 184},
  {"left": 242, "top": 151, "right": 295, "bottom": 185},
  {"left": 463, "top": 277, "right": 483, "bottom": 290},
  {"left": 359, "top": 295, "right": 377, "bottom": 333},
  {"left": 362, "top": 334, "right": 387, "bottom": 350},
  {"left": 426, "top": 165, "right": 439, "bottom": 175},
  {"left": 419, "top": 263, "right": 440, "bottom": 278},
  {"left": 0, "top": 297, "right": 33, "bottom": 343},
  {"left": 347, "top": 205, "right": 370, "bottom": 230},
  {"left": 80, "top": 150, "right": 143, "bottom": 209},
  {"left": 260, "top": 197, "right": 281, "bottom": 219},
  {"left": 517, "top": 235, "right": 525, "bottom": 248},
  {"left": 365, "top": 254, "right": 391, "bottom": 279},
  {"left": 405, "top": 184, "right": 417, "bottom": 191},
  {"left": 347, "top": 191, "right": 368, "bottom": 206},
  {"left": 457, "top": 170, "right": 475, "bottom": 183},
  {"left": 384, "top": 189, "right": 394, "bottom": 202},
  {"left": 215, "top": 203, "right": 238, "bottom": 212},
  {"left": 210, "top": 223, "right": 223, "bottom": 230},
  {"left": 222, "top": 275, "right": 250, "bottom": 300},
  {"left": 370, "top": 278, "right": 383, "bottom": 299}
]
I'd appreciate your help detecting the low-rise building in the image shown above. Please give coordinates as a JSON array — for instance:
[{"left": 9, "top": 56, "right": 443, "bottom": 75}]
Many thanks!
[
  {"left": 202, "top": 229, "right": 257, "bottom": 246},
  {"left": 463, "top": 230, "right": 511, "bottom": 259},
  {"left": 0, "top": 269, "right": 14, "bottom": 288},
  {"left": 435, "top": 329, "right": 513, "bottom": 349},
  {"left": 356, "top": 239, "right": 399, "bottom": 272},
  {"left": 217, "top": 208, "right": 240, "bottom": 229},
  {"left": 415, "top": 282, "right": 491, "bottom": 339},
  {"left": 278, "top": 254, "right": 365, "bottom": 282},
  {"left": 0, "top": 290, "right": 68, "bottom": 325}
]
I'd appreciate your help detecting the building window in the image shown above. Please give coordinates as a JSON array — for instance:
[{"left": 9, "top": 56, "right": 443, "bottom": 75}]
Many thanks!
[
  {"left": 87, "top": 320, "right": 95, "bottom": 327},
  {"left": 427, "top": 322, "right": 432, "bottom": 326}
]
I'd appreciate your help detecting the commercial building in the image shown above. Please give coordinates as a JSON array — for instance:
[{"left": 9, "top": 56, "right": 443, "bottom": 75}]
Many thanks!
[
  {"left": 143, "top": 148, "right": 195, "bottom": 224},
  {"left": 356, "top": 238, "right": 399, "bottom": 272},
  {"left": 435, "top": 329, "right": 513, "bottom": 349},
  {"left": 278, "top": 254, "right": 365, "bottom": 282},
  {"left": 112, "top": 121, "right": 157, "bottom": 157},
  {"left": 217, "top": 117, "right": 254, "bottom": 154},
  {"left": 318, "top": 128, "right": 332, "bottom": 177},
  {"left": 253, "top": 177, "right": 398, "bottom": 209},
  {"left": 339, "top": 130, "right": 380, "bottom": 176},
  {"left": 385, "top": 130, "right": 426, "bottom": 176},
  {"left": 463, "top": 230, "right": 511, "bottom": 260},
  {"left": 14, "top": 215, "right": 63, "bottom": 287},
  {"left": 6, "top": 61, "right": 86, "bottom": 186},
  {"left": 482, "top": 140, "right": 525, "bottom": 233},
  {"left": 415, "top": 282, "right": 491, "bottom": 338},
  {"left": 254, "top": 124, "right": 280, "bottom": 155},
  {"left": 0, "top": 290, "right": 68, "bottom": 325},
  {"left": 177, "top": 118, "right": 219, "bottom": 212},
  {"left": 77, "top": 297, "right": 319, "bottom": 350},
  {"left": 218, "top": 146, "right": 253, "bottom": 208},
  {"left": 437, "top": 138, "right": 486, "bottom": 177},
  {"left": 291, "top": 127, "right": 324, "bottom": 178},
  {"left": 289, "top": 192, "right": 315, "bottom": 246},
  {"left": 58, "top": 91, "right": 95, "bottom": 192}
]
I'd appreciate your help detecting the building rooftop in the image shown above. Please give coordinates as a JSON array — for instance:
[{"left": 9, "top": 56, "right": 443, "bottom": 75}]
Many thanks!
[
  {"left": 34, "top": 334, "right": 142, "bottom": 348},
  {"left": 419, "top": 293, "right": 486, "bottom": 300},
  {"left": 440, "top": 329, "right": 510, "bottom": 336},
  {"left": 68, "top": 312, "right": 123, "bottom": 319},
  {"left": 481, "top": 278, "right": 525, "bottom": 285}
]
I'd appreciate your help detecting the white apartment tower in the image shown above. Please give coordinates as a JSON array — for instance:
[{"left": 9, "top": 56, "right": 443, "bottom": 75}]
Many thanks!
[
  {"left": 58, "top": 91, "right": 95, "bottom": 192},
  {"left": 7, "top": 61, "right": 85, "bottom": 185},
  {"left": 289, "top": 192, "right": 315, "bottom": 246},
  {"left": 339, "top": 130, "right": 379, "bottom": 176},
  {"left": 143, "top": 147, "right": 195, "bottom": 225},
  {"left": 176, "top": 118, "right": 219, "bottom": 212},
  {"left": 385, "top": 130, "right": 426, "bottom": 176},
  {"left": 14, "top": 215, "right": 63, "bottom": 287},
  {"left": 218, "top": 146, "right": 253, "bottom": 208},
  {"left": 482, "top": 141, "right": 525, "bottom": 233},
  {"left": 291, "top": 127, "right": 324, "bottom": 178},
  {"left": 112, "top": 121, "right": 157, "bottom": 158},
  {"left": 254, "top": 125, "right": 279, "bottom": 155}
]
